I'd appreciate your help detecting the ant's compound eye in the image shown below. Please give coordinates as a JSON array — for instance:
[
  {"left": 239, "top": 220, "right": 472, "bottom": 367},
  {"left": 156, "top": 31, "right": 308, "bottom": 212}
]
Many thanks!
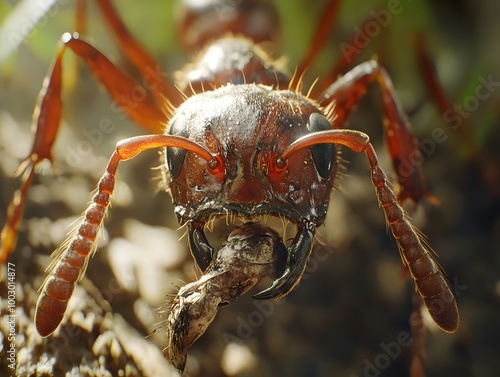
[
  {"left": 166, "top": 117, "right": 188, "bottom": 179},
  {"left": 308, "top": 113, "right": 335, "bottom": 179}
]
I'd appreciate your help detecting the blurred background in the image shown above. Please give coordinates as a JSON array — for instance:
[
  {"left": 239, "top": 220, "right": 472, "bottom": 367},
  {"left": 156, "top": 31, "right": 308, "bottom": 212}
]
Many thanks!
[{"left": 0, "top": 0, "right": 499, "bottom": 376}]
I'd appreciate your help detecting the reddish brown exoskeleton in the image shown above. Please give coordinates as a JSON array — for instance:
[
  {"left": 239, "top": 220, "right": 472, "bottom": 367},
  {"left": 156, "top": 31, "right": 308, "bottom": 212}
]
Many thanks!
[{"left": 1, "top": 0, "right": 458, "bottom": 366}]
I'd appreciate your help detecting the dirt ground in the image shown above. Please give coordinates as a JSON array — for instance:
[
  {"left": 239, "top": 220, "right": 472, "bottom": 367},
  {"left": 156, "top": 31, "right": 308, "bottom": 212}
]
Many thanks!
[{"left": 1, "top": 1, "right": 499, "bottom": 376}]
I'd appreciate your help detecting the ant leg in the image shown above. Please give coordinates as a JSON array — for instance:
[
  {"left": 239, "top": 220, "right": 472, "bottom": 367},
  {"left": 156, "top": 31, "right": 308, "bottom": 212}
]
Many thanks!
[
  {"left": 0, "top": 49, "right": 65, "bottom": 263},
  {"left": 0, "top": 166, "right": 35, "bottom": 264},
  {"left": 76, "top": 0, "right": 179, "bottom": 106},
  {"left": 0, "top": 32, "right": 170, "bottom": 262},
  {"left": 91, "top": 0, "right": 181, "bottom": 107},
  {"left": 52, "top": 33, "right": 169, "bottom": 131},
  {"left": 296, "top": 0, "right": 341, "bottom": 82},
  {"left": 76, "top": 0, "right": 87, "bottom": 36},
  {"left": 416, "top": 33, "right": 477, "bottom": 159},
  {"left": 296, "top": 0, "right": 379, "bottom": 96},
  {"left": 319, "top": 60, "right": 427, "bottom": 204},
  {"left": 313, "top": 15, "right": 386, "bottom": 96}
]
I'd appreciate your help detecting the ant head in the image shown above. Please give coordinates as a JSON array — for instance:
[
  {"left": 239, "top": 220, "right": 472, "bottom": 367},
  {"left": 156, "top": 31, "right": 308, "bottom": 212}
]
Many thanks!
[{"left": 164, "top": 83, "right": 338, "bottom": 226}]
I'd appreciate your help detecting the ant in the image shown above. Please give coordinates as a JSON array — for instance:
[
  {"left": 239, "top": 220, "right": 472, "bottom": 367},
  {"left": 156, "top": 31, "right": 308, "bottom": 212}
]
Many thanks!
[{"left": 1, "top": 0, "right": 459, "bottom": 373}]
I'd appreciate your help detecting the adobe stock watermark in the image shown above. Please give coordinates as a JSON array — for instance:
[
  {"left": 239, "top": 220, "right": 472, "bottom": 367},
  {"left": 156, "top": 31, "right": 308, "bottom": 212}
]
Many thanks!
[
  {"left": 63, "top": 63, "right": 169, "bottom": 169},
  {"left": 45, "top": 319, "right": 83, "bottom": 356},
  {"left": 222, "top": 244, "right": 334, "bottom": 344},
  {"left": 2, "top": 0, "right": 71, "bottom": 55},
  {"left": 4, "top": 263, "right": 17, "bottom": 372},
  {"left": 44, "top": 266, "right": 136, "bottom": 354},
  {"left": 211, "top": 0, "right": 245, "bottom": 21},
  {"left": 397, "top": 73, "right": 500, "bottom": 179},
  {"left": 350, "top": 277, "right": 467, "bottom": 377},
  {"left": 109, "top": 64, "right": 169, "bottom": 122},
  {"left": 64, "top": 118, "right": 117, "bottom": 168},
  {"left": 340, "top": 0, "right": 413, "bottom": 64},
  {"left": 442, "top": 74, "right": 499, "bottom": 130}
]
